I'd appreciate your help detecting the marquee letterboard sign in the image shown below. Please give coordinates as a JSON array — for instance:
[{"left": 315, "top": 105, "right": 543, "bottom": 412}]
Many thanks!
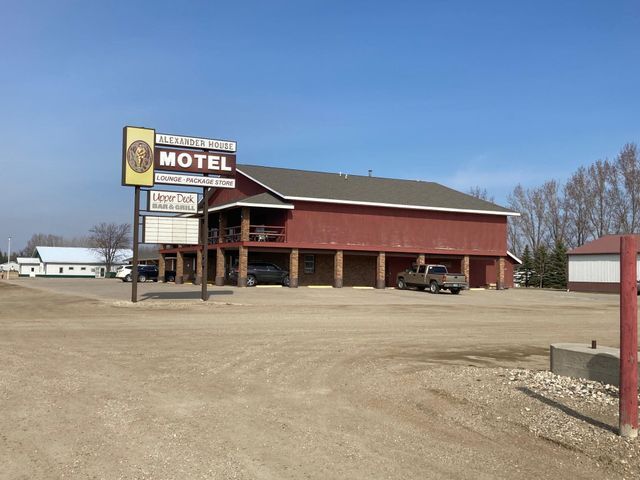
[{"left": 143, "top": 216, "right": 200, "bottom": 244}]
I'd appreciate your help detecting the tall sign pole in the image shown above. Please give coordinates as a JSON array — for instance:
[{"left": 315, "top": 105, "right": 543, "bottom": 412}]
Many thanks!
[
  {"left": 619, "top": 235, "right": 638, "bottom": 438},
  {"left": 201, "top": 185, "right": 211, "bottom": 301},
  {"left": 131, "top": 186, "right": 140, "bottom": 303}
]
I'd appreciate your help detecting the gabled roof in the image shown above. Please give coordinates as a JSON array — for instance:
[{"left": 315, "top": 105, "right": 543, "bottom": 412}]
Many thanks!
[
  {"left": 34, "top": 246, "right": 133, "bottom": 264},
  {"left": 208, "top": 192, "right": 294, "bottom": 213},
  {"left": 237, "top": 164, "right": 518, "bottom": 216},
  {"left": 568, "top": 235, "right": 640, "bottom": 255}
]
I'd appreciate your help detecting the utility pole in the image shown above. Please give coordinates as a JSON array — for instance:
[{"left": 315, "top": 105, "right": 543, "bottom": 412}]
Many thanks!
[{"left": 8, "top": 236, "right": 11, "bottom": 264}]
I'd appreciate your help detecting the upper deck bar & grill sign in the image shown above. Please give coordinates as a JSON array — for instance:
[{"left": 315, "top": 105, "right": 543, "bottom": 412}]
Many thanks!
[{"left": 121, "top": 125, "right": 238, "bottom": 302}]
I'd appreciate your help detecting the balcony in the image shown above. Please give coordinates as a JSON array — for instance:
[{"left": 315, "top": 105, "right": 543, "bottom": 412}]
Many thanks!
[{"left": 208, "top": 225, "right": 286, "bottom": 244}]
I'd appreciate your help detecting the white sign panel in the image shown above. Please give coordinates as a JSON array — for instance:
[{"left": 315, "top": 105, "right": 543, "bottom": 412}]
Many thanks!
[
  {"left": 143, "top": 216, "right": 200, "bottom": 245},
  {"left": 154, "top": 172, "right": 236, "bottom": 189},
  {"left": 156, "top": 133, "right": 236, "bottom": 153},
  {"left": 148, "top": 190, "right": 198, "bottom": 214}
]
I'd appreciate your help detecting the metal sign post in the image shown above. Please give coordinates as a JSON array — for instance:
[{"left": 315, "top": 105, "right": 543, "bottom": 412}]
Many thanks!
[
  {"left": 619, "top": 235, "right": 638, "bottom": 438},
  {"left": 131, "top": 186, "right": 140, "bottom": 303},
  {"left": 201, "top": 186, "right": 211, "bottom": 301}
]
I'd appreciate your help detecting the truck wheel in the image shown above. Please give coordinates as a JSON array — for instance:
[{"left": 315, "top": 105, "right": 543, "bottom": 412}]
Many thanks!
[
  {"left": 450, "top": 288, "right": 461, "bottom": 295},
  {"left": 397, "top": 278, "right": 406, "bottom": 290},
  {"left": 429, "top": 281, "right": 440, "bottom": 294}
]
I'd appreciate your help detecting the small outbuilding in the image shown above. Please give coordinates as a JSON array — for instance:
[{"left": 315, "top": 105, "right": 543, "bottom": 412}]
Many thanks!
[
  {"left": 18, "top": 246, "right": 132, "bottom": 278},
  {"left": 567, "top": 234, "right": 640, "bottom": 293}
]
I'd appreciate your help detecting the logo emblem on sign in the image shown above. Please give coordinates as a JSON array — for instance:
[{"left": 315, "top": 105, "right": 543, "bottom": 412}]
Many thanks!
[{"left": 127, "top": 140, "right": 153, "bottom": 173}]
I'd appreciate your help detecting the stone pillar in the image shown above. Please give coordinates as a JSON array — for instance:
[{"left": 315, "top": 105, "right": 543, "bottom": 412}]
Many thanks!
[
  {"left": 238, "top": 246, "right": 248, "bottom": 287},
  {"left": 218, "top": 213, "right": 226, "bottom": 243},
  {"left": 158, "top": 253, "right": 166, "bottom": 283},
  {"left": 241, "top": 207, "right": 250, "bottom": 242},
  {"left": 289, "top": 248, "right": 299, "bottom": 288},
  {"left": 462, "top": 255, "right": 470, "bottom": 287},
  {"left": 176, "top": 251, "right": 184, "bottom": 284},
  {"left": 497, "top": 257, "right": 506, "bottom": 290},
  {"left": 215, "top": 248, "right": 225, "bottom": 286},
  {"left": 417, "top": 254, "right": 425, "bottom": 265},
  {"left": 194, "top": 248, "right": 203, "bottom": 285},
  {"left": 376, "top": 252, "right": 386, "bottom": 289},
  {"left": 334, "top": 250, "right": 343, "bottom": 288}
]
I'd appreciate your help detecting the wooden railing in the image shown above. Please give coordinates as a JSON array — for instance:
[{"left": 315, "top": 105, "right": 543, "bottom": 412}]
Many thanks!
[{"left": 207, "top": 225, "right": 287, "bottom": 243}]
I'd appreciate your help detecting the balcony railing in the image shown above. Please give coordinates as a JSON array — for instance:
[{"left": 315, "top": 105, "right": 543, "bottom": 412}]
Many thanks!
[{"left": 207, "top": 225, "right": 286, "bottom": 244}]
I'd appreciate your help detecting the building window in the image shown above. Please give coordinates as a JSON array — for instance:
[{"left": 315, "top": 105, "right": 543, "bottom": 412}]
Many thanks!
[
  {"left": 31, "top": 267, "right": 35, "bottom": 272},
  {"left": 81, "top": 267, "right": 86, "bottom": 271},
  {"left": 91, "top": 268, "right": 96, "bottom": 272},
  {"left": 69, "top": 267, "right": 74, "bottom": 271},
  {"left": 59, "top": 267, "right": 63, "bottom": 274},
  {"left": 303, "top": 255, "right": 315, "bottom": 274}
]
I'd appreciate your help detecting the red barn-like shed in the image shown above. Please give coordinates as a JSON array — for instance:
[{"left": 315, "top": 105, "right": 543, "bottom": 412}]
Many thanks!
[{"left": 159, "top": 165, "right": 520, "bottom": 289}]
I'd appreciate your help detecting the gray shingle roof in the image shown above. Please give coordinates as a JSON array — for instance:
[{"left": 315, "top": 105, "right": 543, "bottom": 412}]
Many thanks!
[{"left": 237, "top": 164, "right": 517, "bottom": 215}]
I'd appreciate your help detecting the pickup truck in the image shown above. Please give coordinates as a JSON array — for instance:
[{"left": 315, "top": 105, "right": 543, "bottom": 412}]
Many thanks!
[{"left": 396, "top": 264, "right": 467, "bottom": 294}]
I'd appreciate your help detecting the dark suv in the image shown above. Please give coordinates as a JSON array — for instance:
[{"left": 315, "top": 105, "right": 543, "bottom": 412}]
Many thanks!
[
  {"left": 229, "top": 262, "right": 289, "bottom": 287},
  {"left": 117, "top": 265, "right": 159, "bottom": 282}
]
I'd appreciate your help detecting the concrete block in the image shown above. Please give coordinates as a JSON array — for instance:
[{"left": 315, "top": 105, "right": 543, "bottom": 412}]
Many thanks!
[{"left": 550, "top": 343, "right": 640, "bottom": 387}]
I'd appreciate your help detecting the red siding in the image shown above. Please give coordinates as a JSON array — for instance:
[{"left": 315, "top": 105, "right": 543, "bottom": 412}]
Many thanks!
[
  {"left": 210, "top": 174, "right": 267, "bottom": 205},
  {"left": 286, "top": 201, "right": 507, "bottom": 255}
]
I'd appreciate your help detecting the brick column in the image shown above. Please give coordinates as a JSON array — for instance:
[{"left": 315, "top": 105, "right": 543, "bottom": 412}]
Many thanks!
[
  {"left": 289, "top": 248, "right": 299, "bottom": 288},
  {"left": 241, "top": 207, "right": 250, "bottom": 242},
  {"left": 176, "top": 251, "right": 184, "bottom": 284},
  {"left": 218, "top": 213, "right": 226, "bottom": 243},
  {"left": 215, "top": 247, "right": 225, "bottom": 286},
  {"left": 334, "top": 250, "right": 343, "bottom": 288},
  {"left": 417, "top": 254, "right": 425, "bottom": 265},
  {"left": 462, "top": 255, "right": 470, "bottom": 288},
  {"left": 158, "top": 253, "right": 166, "bottom": 283},
  {"left": 194, "top": 248, "right": 203, "bottom": 285},
  {"left": 238, "top": 246, "right": 248, "bottom": 287},
  {"left": 498, "top": 257, "right": 506, "bottom": 290},
  {"left": 376, "top": 252, "right": 386, "bottom": 289}
]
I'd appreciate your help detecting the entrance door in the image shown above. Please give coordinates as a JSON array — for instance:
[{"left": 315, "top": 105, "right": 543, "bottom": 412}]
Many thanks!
[{"left": 100, "top": 267, "right": 105, "bottom": 278}]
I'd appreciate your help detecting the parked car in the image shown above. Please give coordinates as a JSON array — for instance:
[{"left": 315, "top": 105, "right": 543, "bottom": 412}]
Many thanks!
[
  {"left": 229, "top": 262, "right": 290, "bottom": 287},
  {"left": 116, "top": 265, "right": 159, "bottom": 282},
  {"left": 396, "top": 264, "right": 467, "bottom": 294}
]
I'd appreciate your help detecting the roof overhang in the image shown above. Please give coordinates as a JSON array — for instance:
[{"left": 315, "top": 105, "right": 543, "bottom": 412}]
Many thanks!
[
  {"left": 237, "top": 168, "right": 520, "bottom": 217},
  {"left": 507, "top": 251, "right": 523, "bottom": 264},
  {"left": 208, "top": 200, "right": 294, "bottom": 213}
]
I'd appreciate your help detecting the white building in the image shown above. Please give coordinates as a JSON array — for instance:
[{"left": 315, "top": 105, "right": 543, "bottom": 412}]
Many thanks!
[
  {"left": 18, "top": 246, "right": 133, "bottom": 278},
  {"left": 0, "top": 261, "right": 19, "bottom": 272},
  {"left": 568, "top": 234, "right": 640, "bottom": 293}
]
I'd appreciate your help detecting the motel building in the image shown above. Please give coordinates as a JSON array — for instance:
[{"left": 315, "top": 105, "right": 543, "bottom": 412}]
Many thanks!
[{"left": 159, "top": 165, "right": 521, "bottom": 288}]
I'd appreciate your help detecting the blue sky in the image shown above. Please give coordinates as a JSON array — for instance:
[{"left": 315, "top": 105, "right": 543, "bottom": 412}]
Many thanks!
[{"left": 2, "top": 0, "right": 639, "bottom": 249}]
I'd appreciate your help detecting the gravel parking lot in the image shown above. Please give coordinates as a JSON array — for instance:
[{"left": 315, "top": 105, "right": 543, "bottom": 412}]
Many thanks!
[{"left": 1, "top": 278, "right": 638, "bottom": 479}]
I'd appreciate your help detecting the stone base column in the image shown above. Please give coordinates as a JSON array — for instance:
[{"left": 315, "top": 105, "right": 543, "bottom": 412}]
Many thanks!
[
  {"left": 289, "top": 248, "right": 299, "bottom": 288},
  {"left": 194, "top": 248, "right": 203, "bottom": 285},
  {"left": 498, "top": 257, "right": 506, "bottom": 290},
  {"left": 158, "top": 253, "right": 166, "bottom": 283},
  {"left": 215, "top": 248, "right": 225, "bottom": 286},
  {"left": 417, "top": 254, "right": 425, "bottom": 265},
  {"left": 176, "top": 251, "right": 184, "bottom": 284},
  {"left": 376, "top": 252, "right": 386, "bottom": 289},
  {"left": 462, "top": 255, "right": 470, "bottom": 288},
  {"left": 238, "top": 246, "right": 248, "bottom": 287},
  {"left": 334, "top": 250, "right": 343, "bottom": 288}
]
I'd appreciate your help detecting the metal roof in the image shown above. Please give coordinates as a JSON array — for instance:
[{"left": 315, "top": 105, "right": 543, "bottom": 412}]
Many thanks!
[
  {"left": 568, "top": 235, "right": 640, "bottom": 255},
  {"left": 237, "top": 164, "right": 518, "bottom": 216},
  {"left": 34, "top": 246, "right": 133, "bottom": 264}
]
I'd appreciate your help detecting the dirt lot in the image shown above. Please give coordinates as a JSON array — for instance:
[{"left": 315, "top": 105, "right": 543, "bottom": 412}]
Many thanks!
[{"left": 0, "top": 278, "right": 638, "bottom": 479}]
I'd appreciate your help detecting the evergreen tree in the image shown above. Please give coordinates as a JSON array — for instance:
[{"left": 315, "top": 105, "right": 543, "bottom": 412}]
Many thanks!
[
  {"left": 519, "top": 245, "right": 534, "bottom": 287},
  {"left": 546, "top": 241, "right": 568, "bottom": 289},
  {"left": 531, "top": 245, "right": 549, "bottom": 288}
]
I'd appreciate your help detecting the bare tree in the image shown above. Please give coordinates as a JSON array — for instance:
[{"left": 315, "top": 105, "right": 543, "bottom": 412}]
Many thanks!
[
  {"left": 508, "top": 184, "right": 547, "bottom": 252},
  {"left": 467, "top": 186, "right": 495, "bottom": 203},
  {"left": 564, "top": 166, "right": 591, "bottom": 248},
  {"left": 612, "top": 143, "right": 640, "bottom": 233},
  {"left": 542, "top": 180, "right": 569, "bottom": 246},
  {"left": 507, "top": 216, "right": 523, "bottom": 256},
  {"left": 20, "top": 233, "right": 66, "bottom": 256},
  {"left": 585, "top": 159, "right": 616, "bottom": 238},
  {"left": 89, "top": 223, "right": 131, "bottom": 273}
]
